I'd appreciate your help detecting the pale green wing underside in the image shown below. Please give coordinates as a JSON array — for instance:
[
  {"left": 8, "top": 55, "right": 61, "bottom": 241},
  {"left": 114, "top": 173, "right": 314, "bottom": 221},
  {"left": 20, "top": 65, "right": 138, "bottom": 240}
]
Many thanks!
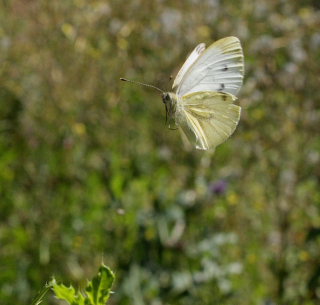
[{"left": 177, "top": 91, "right": 241, "bottom": 150}]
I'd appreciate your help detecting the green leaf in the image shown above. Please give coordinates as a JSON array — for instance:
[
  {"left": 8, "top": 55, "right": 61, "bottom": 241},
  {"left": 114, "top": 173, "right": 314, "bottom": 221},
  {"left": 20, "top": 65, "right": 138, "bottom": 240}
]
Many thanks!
[
  {"left": 31, "top": 282, "right": 52, "bottom": 305},
  {"left": 50, "top": 278, "right": 85, "bottom": 305},
  {"left": 85, "top": 264, "right": 115, "bottom": 305},
  {"left": 33, "top": 265, "right": 115, "bottom": 305}
]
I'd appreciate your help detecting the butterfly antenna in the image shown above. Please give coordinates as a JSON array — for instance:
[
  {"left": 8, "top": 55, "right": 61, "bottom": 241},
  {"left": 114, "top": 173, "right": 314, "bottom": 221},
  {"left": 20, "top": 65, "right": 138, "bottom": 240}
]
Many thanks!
[{"left": 120, "top": 78, "right": 164, "bottom": 93}]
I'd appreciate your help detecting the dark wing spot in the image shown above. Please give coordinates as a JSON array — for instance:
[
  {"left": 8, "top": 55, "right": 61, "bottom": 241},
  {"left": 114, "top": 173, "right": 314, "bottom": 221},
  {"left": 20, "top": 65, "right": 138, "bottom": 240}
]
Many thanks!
[
  {"left": 218, "top": 83, "right": 225, "bottom": 91},
  {"left": 222, "top": 94, "right": 227, "bottom": 101},
  {"left": 222, "top": 64, "right": 228, "bottom": 71}
]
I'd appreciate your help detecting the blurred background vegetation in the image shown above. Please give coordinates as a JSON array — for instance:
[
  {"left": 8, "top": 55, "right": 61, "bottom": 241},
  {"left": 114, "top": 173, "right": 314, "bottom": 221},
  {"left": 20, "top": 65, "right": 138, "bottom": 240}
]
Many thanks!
[{"left": 0, "top": 0, "right": 320, "bottom": 304}]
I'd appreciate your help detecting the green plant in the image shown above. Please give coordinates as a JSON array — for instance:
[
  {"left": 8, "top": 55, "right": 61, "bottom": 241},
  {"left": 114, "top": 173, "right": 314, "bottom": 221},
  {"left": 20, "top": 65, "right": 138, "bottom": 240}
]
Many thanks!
[{"left": 31, "top": 264, "right": 114, "bottom": 305}]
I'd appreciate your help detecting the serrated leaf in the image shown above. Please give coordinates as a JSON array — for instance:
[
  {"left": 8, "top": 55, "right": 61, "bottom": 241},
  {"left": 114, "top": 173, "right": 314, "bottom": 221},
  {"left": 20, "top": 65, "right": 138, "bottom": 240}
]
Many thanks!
[
  {"left": 85, "top": 264, "right": 115, "bottom": 305},
  {"left": 50, "top": 278, "right": 85, "bottom": 305},
  {"left": 31, "top": 282, "right": 52, "bottom": 305}
]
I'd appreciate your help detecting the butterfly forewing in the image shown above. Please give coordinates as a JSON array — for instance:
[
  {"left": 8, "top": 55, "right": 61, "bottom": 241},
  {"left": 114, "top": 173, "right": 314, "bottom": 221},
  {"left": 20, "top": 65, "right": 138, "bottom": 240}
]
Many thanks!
[
  {"left": 172, "top": 43, "right": 206, "bottom": 91},
  {"left": 176, "top": 37, "right": 244, "bottom": 97},
  {"left": 177, "top": 91, "right": 241, "bottom": 150}
]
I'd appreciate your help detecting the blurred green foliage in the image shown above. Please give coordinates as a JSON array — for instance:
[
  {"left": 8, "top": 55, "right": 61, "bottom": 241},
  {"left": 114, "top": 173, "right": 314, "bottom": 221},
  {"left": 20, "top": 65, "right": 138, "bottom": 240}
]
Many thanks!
[{"left": 0, "top": 0, "right": 320, "bottom": 304}]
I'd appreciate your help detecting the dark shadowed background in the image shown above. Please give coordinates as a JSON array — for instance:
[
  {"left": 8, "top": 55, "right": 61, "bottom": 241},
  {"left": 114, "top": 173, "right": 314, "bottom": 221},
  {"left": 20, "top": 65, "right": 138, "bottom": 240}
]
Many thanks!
[{"left": 0, "top": 0, "right": 320, "bottom": 304}]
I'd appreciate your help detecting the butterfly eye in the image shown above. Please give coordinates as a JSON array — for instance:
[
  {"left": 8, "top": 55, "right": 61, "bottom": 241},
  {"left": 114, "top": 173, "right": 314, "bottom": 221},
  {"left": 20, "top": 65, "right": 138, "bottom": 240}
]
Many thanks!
[
  {"left": 162, "top": 93, "right": 169, "bottom": 104},
  {"left": 165, "top": 93, "right": 171, "bottom": 101}
]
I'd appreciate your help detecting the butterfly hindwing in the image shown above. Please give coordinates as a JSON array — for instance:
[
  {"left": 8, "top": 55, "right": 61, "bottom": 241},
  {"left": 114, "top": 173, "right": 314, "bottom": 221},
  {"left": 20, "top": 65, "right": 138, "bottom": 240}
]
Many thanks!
[
  {"left": 176, "top": 37, "right": 244, "bottom": 97},
  {"left": 177, "top": 91, "right": 241, "bottom": 150}
]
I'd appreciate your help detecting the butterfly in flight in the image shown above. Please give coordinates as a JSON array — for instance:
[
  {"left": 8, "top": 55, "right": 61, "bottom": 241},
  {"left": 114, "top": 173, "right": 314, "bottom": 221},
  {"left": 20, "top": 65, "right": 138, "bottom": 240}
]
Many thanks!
[{"left": 121, "top": 36, "right": 244, "bottom": 150}]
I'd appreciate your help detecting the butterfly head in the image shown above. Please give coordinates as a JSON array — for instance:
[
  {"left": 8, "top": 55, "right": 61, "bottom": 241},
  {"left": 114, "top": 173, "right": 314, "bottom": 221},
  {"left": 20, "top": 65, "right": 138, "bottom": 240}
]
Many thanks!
[
  {"left": 119, "top": 78, "right": 178, "bottom": 129},
  {"left": 162, "top": 92, "right": 178, "bottom": 129}
]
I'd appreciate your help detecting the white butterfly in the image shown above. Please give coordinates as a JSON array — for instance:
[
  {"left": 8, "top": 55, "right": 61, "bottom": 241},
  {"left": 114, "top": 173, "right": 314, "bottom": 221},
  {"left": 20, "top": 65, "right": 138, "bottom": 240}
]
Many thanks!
[{"left": 121, "top": 36, "right": 244, "bottom": 150}]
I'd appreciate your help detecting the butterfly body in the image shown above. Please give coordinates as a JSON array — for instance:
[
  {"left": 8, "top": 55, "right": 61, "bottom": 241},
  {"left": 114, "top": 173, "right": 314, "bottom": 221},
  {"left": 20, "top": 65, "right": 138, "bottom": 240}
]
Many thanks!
[{"left": 162, "top": 92, "right": 177, "bottom": 121}]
